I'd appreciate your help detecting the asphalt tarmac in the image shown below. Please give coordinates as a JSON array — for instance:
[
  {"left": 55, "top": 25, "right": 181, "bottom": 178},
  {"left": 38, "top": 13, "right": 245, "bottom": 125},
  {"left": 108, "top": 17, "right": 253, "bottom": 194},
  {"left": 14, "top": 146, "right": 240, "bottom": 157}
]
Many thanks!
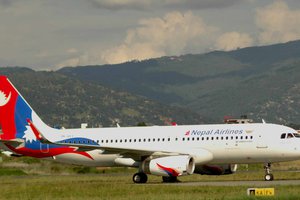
[{"left": 162, "top": 180, "right": 300, "bottom": 186}]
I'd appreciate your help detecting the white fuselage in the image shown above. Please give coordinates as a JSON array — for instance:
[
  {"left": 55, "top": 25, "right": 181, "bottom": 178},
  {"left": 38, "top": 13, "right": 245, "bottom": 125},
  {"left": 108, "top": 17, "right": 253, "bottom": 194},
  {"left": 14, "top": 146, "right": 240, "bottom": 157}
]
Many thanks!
[{"left": 45, "top": 123, "right": 300, "bottom": 167}]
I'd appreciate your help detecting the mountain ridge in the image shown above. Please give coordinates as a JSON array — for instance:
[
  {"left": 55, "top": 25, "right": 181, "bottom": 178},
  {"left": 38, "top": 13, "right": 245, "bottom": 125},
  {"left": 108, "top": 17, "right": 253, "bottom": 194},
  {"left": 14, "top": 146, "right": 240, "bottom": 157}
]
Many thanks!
[
  {"left": 58, "top": 40, "right": 300, "bottom": 124},
  {"left": 0, "top": 67, "right": 205, "bottom": 128}
]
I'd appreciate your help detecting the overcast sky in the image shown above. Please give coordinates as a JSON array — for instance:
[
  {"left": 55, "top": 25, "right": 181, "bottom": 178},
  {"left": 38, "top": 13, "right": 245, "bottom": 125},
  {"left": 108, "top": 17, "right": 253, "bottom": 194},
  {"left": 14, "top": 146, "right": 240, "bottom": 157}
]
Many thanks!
[{"left": 1, "top": 0, "right": 300, "bottom": 70}]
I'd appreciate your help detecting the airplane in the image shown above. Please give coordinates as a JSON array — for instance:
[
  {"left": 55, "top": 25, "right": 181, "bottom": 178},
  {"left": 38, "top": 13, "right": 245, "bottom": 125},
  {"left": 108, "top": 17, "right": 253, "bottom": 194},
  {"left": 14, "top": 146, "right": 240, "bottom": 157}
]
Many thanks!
[
  {"left": 1, "top": 75, "right": 300, "bottom": 183},
  {"left": 0, "top": 76, "right": 119, "bottom": 166}
]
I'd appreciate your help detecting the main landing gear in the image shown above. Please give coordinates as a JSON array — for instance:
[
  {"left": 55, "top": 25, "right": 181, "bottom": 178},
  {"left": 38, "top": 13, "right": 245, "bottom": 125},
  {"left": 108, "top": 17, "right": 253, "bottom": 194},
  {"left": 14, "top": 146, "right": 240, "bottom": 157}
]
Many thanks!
[
  {"left": 264, "top": 163, "right": 274, "bottom": 181},
  {"left": 132, "top": 173, "right": 180, "bottom": 184},
  {"left": 133, "top": 172, "right": 148, "bottom": 184},
  {"left": 162, "top": 176, "right": 179, "bottom": 183}
]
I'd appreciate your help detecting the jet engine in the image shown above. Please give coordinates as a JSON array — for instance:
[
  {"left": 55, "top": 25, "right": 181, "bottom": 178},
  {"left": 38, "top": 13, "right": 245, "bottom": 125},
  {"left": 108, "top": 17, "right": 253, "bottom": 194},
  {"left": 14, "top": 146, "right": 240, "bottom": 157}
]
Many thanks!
[
  {"left": 142, "top": 155, "right": 195, "bottom": 177},
  {"left": 194, "top": 164, "right": 237, "bottom": 175}
]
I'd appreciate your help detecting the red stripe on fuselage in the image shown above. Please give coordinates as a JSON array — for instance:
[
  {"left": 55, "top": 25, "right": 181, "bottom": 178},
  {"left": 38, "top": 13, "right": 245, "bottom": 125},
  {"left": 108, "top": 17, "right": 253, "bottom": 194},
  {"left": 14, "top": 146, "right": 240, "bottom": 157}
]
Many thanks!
[{"left": 5, "top": 144, "right": 94, "bottom": 160}]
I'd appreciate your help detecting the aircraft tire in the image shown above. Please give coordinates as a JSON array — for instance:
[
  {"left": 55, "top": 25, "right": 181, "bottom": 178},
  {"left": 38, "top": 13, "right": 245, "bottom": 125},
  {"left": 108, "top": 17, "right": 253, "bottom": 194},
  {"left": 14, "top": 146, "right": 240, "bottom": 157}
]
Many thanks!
[
  {"left": 133, "top": 172, "right": 148, "bottom": 184},
  {"left": 264, "top": 174, "right": 274, "bottom": 181}
]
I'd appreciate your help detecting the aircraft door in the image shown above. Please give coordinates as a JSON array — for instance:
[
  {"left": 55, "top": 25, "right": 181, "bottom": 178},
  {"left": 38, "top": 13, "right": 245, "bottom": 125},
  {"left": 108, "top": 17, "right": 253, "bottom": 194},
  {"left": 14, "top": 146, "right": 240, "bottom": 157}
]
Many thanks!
[{"left": 256, "top": 134, "right": 268, "bottom": 149}]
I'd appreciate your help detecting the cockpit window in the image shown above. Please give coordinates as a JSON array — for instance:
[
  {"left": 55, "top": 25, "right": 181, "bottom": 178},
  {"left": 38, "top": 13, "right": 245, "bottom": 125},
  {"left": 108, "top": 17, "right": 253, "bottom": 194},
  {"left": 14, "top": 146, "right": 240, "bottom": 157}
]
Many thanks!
[
  {"left": 287, "top": 133, "right": 294, "bottom": 138},
  {"left": 280, "top": 133, "right": 286, "bottom": 139},
  {"left": 293, "top": 133, "right": 300, "bottom": 138}
]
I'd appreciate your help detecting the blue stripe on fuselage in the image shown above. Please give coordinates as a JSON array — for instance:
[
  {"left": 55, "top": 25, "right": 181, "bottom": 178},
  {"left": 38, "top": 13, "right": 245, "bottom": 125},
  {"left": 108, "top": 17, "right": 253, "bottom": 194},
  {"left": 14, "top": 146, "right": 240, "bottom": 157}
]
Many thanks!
[{"left": 14, "top": 95, "right": 64, "bottom": 150}]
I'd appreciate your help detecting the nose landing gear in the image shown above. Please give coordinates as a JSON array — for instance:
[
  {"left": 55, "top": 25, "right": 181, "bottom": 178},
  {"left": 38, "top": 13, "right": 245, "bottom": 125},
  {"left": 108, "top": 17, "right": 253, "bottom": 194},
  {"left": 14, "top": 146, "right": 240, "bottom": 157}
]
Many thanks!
[{"left": 264, "top": 163, "right": 274, "bottom": 181}]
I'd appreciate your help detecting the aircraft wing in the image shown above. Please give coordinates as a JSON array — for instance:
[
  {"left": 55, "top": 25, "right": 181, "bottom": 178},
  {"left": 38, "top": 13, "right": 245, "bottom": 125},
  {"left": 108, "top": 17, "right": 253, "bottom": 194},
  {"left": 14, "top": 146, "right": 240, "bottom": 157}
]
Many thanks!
[
  {"left": 0, "top": 139, "right": 24, "bottom": 148},
  {"left": 27, "top": 119, "right": 179, "bottom": 156},
  {"left": 28, "top": 119, "right": 213, "bottom": 163},
  {"left": 0, "top": 139, "right": 24, "bottom": 157}
]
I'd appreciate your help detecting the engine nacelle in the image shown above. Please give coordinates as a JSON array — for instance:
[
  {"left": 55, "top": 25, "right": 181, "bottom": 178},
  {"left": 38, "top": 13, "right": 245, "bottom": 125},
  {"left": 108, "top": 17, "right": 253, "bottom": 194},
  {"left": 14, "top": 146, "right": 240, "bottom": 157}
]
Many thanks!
[
  {"left": 142, "top": 155, "right": 195, "bottom": 177},
  {"left": 194, "top": 164, "right": 237, "bottom": 175}
]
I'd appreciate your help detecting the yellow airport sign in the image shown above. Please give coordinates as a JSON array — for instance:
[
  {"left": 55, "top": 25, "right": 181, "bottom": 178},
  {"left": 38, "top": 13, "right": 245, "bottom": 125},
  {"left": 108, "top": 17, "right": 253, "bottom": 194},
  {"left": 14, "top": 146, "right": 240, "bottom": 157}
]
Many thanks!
[{"left": 247, "top": 188, "right": 275, "bottom": 196}]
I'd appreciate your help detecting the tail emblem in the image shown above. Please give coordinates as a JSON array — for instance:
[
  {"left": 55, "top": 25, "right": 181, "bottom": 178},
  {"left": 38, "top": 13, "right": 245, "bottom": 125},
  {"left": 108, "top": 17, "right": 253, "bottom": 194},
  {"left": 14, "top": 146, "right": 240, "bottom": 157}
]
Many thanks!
[{"left": 0, "top": 90, "right": 11, "bottom": 106}]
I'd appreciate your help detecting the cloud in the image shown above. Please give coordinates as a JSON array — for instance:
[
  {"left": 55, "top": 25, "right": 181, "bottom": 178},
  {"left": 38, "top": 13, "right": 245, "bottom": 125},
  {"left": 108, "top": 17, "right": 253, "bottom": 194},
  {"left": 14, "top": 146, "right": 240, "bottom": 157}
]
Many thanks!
[
  {"left": 89, "top": 0, "right": 150, "bottom": 10},
  {"left": 89, "top": 0, "right": 244, "bottom": 10},
  {"left": 0, "top": 0, "right": 12, "bottom": 7},
  {"left": 256, "top": 1, "right": 300, "bottom": 44},
  {"left": 56, "top": 51, "right": 91, "bottom": 69},
  {"left": 215, "top": 32, "right": 253, "bottom": 51},
  {"left": 101, "top": 11, "right": 218, "bottom": 64}
]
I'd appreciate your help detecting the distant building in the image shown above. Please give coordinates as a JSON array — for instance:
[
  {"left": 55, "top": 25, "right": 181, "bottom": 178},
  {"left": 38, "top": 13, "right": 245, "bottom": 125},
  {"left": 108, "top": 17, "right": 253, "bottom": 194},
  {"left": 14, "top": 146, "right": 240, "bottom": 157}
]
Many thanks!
[
  {"left": 224, "top": 115, "right": 253, "bottom": 124},
  {"left": 81, "top": 123, "right": 88, "bottom": 129}
]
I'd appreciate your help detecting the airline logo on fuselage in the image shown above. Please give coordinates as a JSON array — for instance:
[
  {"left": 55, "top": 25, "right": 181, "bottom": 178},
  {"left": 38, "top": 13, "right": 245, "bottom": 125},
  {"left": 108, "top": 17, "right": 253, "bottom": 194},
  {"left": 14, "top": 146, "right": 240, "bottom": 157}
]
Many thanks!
[{"left": 185, "top": 129, "right": 244, "bottom": 137}]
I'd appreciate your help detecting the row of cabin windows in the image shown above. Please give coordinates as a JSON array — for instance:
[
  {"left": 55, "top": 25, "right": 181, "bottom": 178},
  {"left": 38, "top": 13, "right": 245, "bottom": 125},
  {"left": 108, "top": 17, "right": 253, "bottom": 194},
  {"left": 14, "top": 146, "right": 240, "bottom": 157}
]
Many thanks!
[
  {"left": 182, "top": 135, "right": 253, "bottom": 141},
  {"left": 100, "top": 138, "right": 171, "bottom": 144},
  {"left": 96, "top": 135, "right": 253, "bottom": 144},
  {"left": 66, "top": 140, "right": 97, "bottom": 144}
]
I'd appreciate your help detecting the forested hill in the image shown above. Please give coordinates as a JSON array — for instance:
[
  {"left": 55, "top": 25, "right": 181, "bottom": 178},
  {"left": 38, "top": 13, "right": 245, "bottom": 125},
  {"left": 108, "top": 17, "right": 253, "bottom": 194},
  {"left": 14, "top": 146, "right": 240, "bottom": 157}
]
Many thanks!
[
  {"left": 0, "top": 67, "right": 205, "bottom": 128},
  {"left": 59, "top": 40, "right": 300, "bottom": 124}
]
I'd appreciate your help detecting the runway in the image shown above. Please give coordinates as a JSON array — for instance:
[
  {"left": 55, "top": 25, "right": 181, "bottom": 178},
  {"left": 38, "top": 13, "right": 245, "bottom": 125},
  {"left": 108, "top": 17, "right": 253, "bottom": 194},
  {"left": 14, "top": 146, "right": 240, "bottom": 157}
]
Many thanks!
[{"left": 162, "top": 180, "right": 300, "bottom": 186}]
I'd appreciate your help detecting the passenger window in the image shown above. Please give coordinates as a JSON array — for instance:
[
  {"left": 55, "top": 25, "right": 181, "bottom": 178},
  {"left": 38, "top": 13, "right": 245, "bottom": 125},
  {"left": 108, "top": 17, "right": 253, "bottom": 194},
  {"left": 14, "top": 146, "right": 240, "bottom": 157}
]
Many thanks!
[{"left": 281, "top": 133, "right": 286, "bottom": 139}]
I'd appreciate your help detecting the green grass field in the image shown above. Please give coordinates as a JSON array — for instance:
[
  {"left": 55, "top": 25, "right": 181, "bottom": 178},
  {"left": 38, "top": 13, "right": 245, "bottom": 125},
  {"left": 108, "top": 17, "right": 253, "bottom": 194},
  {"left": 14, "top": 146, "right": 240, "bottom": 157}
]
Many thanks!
[
  {"left": 1, "top": 173, "right": 300, "bottom": 200},
  {"left": 1, "top": 155, "right": 300, "bottom": 199}
]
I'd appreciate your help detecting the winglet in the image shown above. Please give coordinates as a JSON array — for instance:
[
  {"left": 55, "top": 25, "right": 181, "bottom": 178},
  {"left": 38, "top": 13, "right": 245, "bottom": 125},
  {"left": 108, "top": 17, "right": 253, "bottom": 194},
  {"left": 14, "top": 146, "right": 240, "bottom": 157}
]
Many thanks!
[
  {"left": 26, "top": 119, "right": 52, "bottom": 144},
  {"left": 262, "top": 119, "right": 266, "bottom": 124}
]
